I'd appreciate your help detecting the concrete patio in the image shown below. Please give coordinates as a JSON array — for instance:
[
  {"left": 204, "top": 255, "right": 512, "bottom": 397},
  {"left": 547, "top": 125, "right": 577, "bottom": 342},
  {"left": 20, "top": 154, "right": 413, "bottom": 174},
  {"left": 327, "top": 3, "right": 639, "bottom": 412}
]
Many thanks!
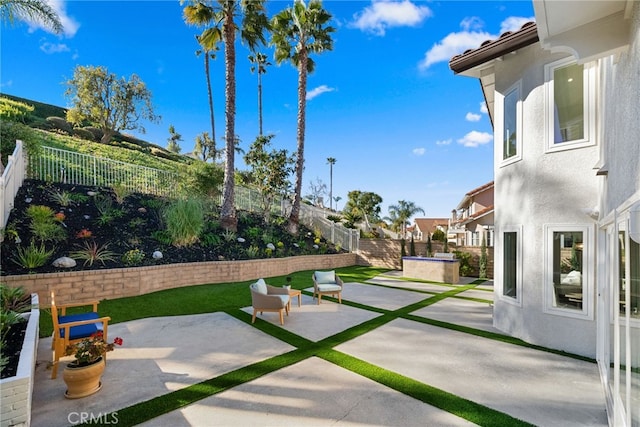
[{"left": 31, "top": 274, "right": 607, "bottom": 426}]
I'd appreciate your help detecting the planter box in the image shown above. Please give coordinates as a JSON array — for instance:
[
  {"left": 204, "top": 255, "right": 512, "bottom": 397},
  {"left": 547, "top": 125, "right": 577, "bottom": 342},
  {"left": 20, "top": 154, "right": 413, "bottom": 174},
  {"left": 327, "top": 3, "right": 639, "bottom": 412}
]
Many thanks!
[{"left": 0, "top": 294, "right": 39, "bottom": 427}]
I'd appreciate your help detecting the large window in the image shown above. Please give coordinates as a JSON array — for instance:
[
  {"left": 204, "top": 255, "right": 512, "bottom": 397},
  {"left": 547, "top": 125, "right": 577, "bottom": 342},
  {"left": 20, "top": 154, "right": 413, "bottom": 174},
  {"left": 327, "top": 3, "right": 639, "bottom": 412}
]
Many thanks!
[
  {"left": 545, "top": 58, "right": 595, "bottom": 152},
  {"left": 544, "top": 225, "right": 593, "bottom": 318},
  {"left": 497, "top": 82, "right": 522, "bottom": 165},
  {"left": 503, "top": 231, "right": 518, "bottom": 299}
]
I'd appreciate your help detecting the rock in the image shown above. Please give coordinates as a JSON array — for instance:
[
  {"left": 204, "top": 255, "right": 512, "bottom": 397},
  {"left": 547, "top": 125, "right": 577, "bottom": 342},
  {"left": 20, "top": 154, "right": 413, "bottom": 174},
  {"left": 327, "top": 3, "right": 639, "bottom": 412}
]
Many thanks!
[
  {"left": 152, "top": 251, "right": 163, "bottom": 260},
  {"left": 138, "top": 207, "right": 147, "bottom": 213},
  {"left": 53, "top": 257, "right": 76, "bottom": 268},
  {"left": 25, "top": 197, "right": 32, "bottom": 203},
  {"left": 237, "top": 237, "right": 246, "bottom": 243},
  {"left": 267, "top": 243, "right": 275, "bottom": 250},
  {"left": 87, "top": 191, "right": 97, "bottom": 196}
]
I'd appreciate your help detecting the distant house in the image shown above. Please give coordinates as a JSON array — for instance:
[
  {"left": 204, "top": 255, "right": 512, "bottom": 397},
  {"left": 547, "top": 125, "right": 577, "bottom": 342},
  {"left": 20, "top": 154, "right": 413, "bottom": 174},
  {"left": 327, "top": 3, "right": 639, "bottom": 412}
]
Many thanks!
[
  {"left": 409, "top": 218, "right": 448, "bottom": 241},
  {"left": 449, "top": 1, "right": 639, "bottom": 425},
  {"left": 448, "top": 181, "right": 494, "bottom": 247}
]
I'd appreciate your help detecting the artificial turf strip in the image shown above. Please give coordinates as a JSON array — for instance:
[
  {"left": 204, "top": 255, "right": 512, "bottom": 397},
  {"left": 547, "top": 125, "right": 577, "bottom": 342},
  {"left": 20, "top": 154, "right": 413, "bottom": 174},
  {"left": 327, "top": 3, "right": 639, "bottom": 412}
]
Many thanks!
[
  {"left": 85, "top": 348, "right": 314, "bottom": 427},
  {"left": 318, "top": 349, "right": 535, "bottom": 427}
]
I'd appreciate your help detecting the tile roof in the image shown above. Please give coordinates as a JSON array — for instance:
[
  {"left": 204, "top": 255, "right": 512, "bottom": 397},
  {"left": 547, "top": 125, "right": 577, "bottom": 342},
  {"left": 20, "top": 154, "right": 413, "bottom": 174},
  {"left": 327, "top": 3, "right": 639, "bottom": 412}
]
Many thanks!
[{"left": 449, "top": 22, "right": 539, "bottom": 74}]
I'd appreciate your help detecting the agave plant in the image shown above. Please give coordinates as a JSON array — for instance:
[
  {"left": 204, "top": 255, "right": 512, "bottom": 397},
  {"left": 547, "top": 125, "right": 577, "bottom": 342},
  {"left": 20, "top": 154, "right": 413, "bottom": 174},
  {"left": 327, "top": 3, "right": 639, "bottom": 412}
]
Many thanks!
[{"left": 70, "top": 241, "right": 117, "bottom": 266}]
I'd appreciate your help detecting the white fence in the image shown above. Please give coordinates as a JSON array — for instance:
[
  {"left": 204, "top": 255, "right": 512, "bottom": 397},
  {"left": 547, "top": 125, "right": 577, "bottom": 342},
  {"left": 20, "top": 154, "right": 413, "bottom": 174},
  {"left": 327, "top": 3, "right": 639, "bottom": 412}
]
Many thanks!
[
  {"left": 3, "top": 144, "right": 360, "bottom": 251},
  {"left": 29, "top": 146, "right": 177, "bottom": 197},
  {"left": 1, "top": 140, "right": 26, "bottom": 229}
]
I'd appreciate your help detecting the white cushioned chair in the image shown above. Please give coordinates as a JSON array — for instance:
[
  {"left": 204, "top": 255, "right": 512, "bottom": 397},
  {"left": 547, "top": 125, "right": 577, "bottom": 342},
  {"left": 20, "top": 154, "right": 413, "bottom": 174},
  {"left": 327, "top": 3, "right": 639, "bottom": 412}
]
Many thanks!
[
  {"left": 249, "top": 279, "right": 290, "bottom": 325},
  {"left": 312, "top": 270, "right": 343, "bottom": 305}
]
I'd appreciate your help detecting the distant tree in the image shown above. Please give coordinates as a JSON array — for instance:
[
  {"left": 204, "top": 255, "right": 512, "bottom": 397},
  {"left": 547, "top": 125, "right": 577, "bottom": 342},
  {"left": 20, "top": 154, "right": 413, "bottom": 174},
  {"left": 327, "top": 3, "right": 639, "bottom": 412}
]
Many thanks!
[
  {"left": 65, "top": 65, "right": 159, "bottom": 144},
  {"left": 387, "top": 200, "right": 424, "bottom": 239},
  {"left": 341, "top": 209, "right": 363, "bottom": 229},
  {"left": 345, "top": 190, "right": 382, "bottom": 231},
  {"left": 178, "top": 161, "right": 224, "bottom": 201},
  {"left": 327, "top": 157, "right": 336, "bottom": 210},
  {"left": 304, "top": 178, "right": 327, "bottom": 207},
  {"left": 426, "top": 234, "right": 433, "bottom": 257},
  {"left": 1, "top": 0, "right": 63, "bottom": 33},
  {"left": 432, "top": 229, "right": 445, "bottom": 242},
  {"left": 271, "top": 0, "right": 335, "bottom": 234},
  {"left": 182, "top": 1, "right": 219, "bottom": 149},
  {"left": 193, "top": 131, "right": 218, "bottom": 162},
  {"left": 479, "top": 235, "right": 488, "bottom": 278},
  {"left": 409, "top": 235, "right": 416, "bottom": 256},
  {"left": 244, "top": 134, "right": 294, "bottom": 222},
  {"left": 167, "top": 124, "right": 182, "bottom": 153},
  {"left": 248, "top": 52, "right": 270, "bottom": 136},
  {"left": 333, "top": 195, "right": 342, "bottom": 211}
]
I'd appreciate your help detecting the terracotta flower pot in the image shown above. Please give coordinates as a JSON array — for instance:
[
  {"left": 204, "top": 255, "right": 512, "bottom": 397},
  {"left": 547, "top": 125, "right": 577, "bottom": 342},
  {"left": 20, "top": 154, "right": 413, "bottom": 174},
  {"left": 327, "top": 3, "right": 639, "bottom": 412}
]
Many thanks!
[{"left": 63, "top": 357, "right": 105, "bottom": 399}]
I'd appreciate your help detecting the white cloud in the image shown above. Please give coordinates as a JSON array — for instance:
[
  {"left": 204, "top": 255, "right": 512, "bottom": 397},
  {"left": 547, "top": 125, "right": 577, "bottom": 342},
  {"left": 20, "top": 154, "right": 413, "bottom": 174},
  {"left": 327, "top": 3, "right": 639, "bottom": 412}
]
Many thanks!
[
  {"left": 500, "top": 16, "right": 535, "bottom": 34},
  {"left": 418, "top": 15, "right": 534, "bottom": 70},
  {"left": 351, "top": 0, "right": 432, "bottom": 36},
  {"left": 435, "top": 138, "right": 452, "bottom": 146},
  {"left": 457, "top": 131, "right": 493, "bottom": 148},
  {"left": 460, "top": 16, "right": 484, "bottom": 31},
  {"left": 465, "top": 112, "right": 481, "bottom": 122},
  {"left": 306, "top": 85, "right": 335, "bottom": 100},
  {"left": 27, "top": 0, "right": 80, "bottom": 37},
  {"left": 412, "top": 147, "right": 426, "bottom": 156},
  {"left": 0, "top": 80, "right": 13, "bottom": 88},
  {"left": 39, "top": 41, "right": 70, "bottom": 54},
  {"left": 418, "top": 30, "right": 492, "bottom": 70},
  {"left": 480, "top": 101, "right": 488, "bottom": 114}
]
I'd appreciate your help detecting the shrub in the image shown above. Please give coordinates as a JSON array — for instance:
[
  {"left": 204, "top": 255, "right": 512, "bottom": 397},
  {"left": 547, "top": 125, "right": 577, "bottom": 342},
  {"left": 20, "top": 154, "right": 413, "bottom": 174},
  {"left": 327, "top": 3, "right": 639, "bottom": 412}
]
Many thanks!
[
  {"left": 46, "top": 116, "right": 73, "bottom": 134},
  {"left": 84, "top": 126, "right": 104, "bottom": 141},
  {"left": 409, "top": 236, "right": 416, "bottom": 256},
  {"left": 479, "top": 236, "right": 488, "bottom": 279},
  {"left": 12, "top": 242, "right": 54, "bottom": 269},
  {"left": 0, "top": 97, "right": 34, "bottom": 122},
  {"left": 122, "top": 249, "right": 145, "bottom": 266},
  {"left": 453, "top": 251, "right": 474, "bottom": 277},
  {"left": 163, "top": 198, "right": 204, "bottom": 247},
  {"left": 112, "top": 183, "right": 131, "bottom": 204},
  {"left": 47, "top": 189, "right": 73, "bottom": 206},
  {"left": 26, "top": 205, "right": 54, "bottom": 223},
  {"left": 72, "top": 127, "right": 96, "bottom": 141},
  {"left": 432, "top": 229, "right": 445, "bottom": 242}
]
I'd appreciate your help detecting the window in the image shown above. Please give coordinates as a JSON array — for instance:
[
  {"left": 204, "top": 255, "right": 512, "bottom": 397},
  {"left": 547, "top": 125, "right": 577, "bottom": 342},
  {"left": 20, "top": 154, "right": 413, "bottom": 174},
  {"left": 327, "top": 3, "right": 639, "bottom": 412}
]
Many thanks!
[
  {"left": 545, "top": 58, "right": 596, "bottom": 152},
  {"left": 503, "top": 231, "right": 518, "bottom": 299},
  {"left": 471, "top": 231, "right": 480, "bottom": 246},
  {"left": 544, "top": 225, "right": 593, "bottom": 318},
  {"left": 497, "top": 81, "right": 522, "bottom": 165}
]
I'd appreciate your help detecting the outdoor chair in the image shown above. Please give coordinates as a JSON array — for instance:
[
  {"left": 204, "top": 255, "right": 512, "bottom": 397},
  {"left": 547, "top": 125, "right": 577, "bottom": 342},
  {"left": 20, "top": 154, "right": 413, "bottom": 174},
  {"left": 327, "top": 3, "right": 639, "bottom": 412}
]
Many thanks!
[
  {"left": 50, "top": 291, "right": 111, "bottom": 379},
  {"left": 250, "top": 279, "right": 290, "bottom": 325},
  {"left": 312, "top": 270, "right": 343, "bottom": 304}
]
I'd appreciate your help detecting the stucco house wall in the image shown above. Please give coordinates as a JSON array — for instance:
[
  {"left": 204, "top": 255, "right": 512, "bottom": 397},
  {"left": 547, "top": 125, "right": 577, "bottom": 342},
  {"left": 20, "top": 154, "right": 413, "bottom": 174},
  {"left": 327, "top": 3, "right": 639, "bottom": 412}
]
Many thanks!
[
  {"left": 601, "top": 3, "right": 640, "bottom": 217},
  {"left": 492, "top": 44, "right": 601, "bottom": 357}
]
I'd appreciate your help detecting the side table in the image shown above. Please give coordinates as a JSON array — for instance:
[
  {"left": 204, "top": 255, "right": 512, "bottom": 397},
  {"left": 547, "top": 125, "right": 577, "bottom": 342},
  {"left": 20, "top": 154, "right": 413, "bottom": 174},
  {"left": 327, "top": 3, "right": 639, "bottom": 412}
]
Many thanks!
[{"left": 288, "top": 289, "right": 302, "bottom": 309}]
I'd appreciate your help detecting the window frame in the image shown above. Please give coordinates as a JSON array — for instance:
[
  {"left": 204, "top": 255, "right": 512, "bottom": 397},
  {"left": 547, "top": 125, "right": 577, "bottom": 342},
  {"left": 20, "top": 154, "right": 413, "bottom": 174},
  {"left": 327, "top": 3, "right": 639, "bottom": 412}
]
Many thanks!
[
  {"left": 543, "top": 224, "right": 594, "bottom": 319},
  {"left": 495, "top": 80, "right": 523, "bottom": 167},
  {"left": 544, "top": 57, "right": 596, "bottom": 153},
  {"left": 497, "top": 225, "right": 522, "bottom": 306}
]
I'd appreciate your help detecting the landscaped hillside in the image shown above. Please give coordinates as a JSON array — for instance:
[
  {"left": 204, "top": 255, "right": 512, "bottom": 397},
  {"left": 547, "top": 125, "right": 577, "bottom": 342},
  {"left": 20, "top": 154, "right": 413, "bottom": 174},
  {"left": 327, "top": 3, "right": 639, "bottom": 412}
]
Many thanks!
[{"left": 0, "top": 94, "right": 189, "bottom": 172}]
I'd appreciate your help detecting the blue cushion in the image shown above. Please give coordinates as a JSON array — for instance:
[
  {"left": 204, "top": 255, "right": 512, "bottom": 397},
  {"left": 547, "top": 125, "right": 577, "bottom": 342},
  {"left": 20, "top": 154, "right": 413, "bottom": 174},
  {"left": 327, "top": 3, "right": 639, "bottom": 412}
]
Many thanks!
[
  {"left": 315, "top": 271, "right": 336, "bottom": 284},
  {"left": 59, "top": 312, "right": 99, "bottom": 324},
  {"left": 59, "top": 322, "right": 103, "bottom": 340}
]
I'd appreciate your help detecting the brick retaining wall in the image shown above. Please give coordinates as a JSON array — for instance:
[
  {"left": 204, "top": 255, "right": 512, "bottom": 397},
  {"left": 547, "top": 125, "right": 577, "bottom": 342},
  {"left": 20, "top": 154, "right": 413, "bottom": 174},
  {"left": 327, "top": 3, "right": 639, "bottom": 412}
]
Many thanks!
[{"left": 1, "top": 253, "right": 357, "bottom": 306}]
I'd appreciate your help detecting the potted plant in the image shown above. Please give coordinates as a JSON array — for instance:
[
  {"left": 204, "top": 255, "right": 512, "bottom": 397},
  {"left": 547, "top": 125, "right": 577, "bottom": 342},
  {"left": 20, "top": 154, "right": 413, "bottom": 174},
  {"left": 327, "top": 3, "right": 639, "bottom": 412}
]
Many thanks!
[
  {"left": 283, "top": 276, "right": 292, "bottom": 290},
  {"left": 62, "top": 331, "right": 123, "bottom": 399}
]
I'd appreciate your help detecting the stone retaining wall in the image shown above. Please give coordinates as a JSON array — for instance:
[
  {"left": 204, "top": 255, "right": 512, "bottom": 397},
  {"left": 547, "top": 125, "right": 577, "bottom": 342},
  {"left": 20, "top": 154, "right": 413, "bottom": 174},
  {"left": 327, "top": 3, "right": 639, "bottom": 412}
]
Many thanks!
[{"left": 1, "top": 254, "right": 357, "bottom": 306}]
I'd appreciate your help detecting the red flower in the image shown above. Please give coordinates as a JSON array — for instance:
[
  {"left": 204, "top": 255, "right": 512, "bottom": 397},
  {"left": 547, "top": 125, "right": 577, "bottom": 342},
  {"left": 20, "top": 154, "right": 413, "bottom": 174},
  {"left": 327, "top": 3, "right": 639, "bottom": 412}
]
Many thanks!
[
  {"left": 54, "top": 212, "right": 65, "bottom": 222},
  {"left": 113, "top": 337, "right": 123, "bottom": 346},
  {"left": 76, "top": 228, "right": 92, "bottom": 238}
]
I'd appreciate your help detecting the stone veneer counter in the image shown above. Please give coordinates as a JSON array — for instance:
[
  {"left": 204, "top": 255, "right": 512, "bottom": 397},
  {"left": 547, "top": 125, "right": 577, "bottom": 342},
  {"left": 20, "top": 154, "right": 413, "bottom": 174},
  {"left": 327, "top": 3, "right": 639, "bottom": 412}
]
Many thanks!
[{"left": 402, "top": 256, "right": 459, "bottom": 284}]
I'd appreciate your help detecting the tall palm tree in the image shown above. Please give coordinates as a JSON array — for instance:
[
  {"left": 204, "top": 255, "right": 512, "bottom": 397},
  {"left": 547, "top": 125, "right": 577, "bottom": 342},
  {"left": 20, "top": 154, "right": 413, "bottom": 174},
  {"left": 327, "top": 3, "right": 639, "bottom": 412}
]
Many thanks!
[
  {"left": 326, "top": 157, "right": 336, "bottom": 210},
  {"left": 1, "top": 0, "right": 63, "bottom": 33},
  {"left": 182, "top": 1, "right": 219, "bottom": 160},
  {"left": 184, "top": 0, "right": 268, "bottom": 231},
  {"left": 271, "top": 0, "right": 334, "bottom": 234},
  {"left": 248, "top": 52, "right": 270, "bottom": 136},
  {"left": 388, "top": 200, "right": 425, "bottom": 239}
]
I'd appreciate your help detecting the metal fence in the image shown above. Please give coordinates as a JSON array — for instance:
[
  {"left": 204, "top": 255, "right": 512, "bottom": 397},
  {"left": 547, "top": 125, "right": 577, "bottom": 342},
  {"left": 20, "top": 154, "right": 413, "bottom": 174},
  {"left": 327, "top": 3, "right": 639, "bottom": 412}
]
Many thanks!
[
  {"left": 16, "top": 145, "right": 359, "bottom": 251},
  {"left": 28, "top": 146, "right": 177, "bottom": 197}
]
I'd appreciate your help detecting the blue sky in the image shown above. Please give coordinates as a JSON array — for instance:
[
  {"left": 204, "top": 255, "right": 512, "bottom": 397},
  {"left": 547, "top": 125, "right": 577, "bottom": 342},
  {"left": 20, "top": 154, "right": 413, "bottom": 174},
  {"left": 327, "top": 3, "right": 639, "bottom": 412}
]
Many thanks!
[{"left": 1, "top": 0, "right": 535, "bottom": 220}]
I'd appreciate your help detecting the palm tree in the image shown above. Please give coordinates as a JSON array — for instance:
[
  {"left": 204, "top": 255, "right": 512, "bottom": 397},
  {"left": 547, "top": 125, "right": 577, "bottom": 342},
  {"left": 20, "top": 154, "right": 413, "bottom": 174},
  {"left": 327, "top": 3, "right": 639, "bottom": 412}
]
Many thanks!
[
  {"left": 388, "top": 200, "right": 425, "bottom": 239},
  {"left": 1, "top": 0, "right": 63, "bottom": 33},
  {"left": 248, "top": 52, "right": 270, "bottom": 136},
  {"left": 326, "top": 157, "right": 336, "bottom": 210},
  {"left": 271, "top": 0, "right": 335, "bottom": 234},
  {"left": 184, "top": 1, "right": 268, "bottom": 231},
  {"left": 182, "top": 1, "right": 219, "bottom": 160}
]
